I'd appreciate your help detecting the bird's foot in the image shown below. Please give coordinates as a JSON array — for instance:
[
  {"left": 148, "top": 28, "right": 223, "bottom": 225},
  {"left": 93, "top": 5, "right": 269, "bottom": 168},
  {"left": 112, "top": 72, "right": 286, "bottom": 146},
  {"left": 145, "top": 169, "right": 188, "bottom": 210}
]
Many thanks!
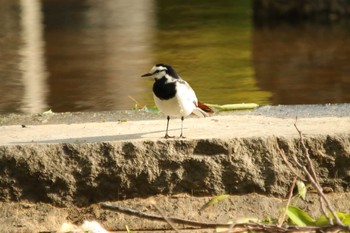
[
  {"left": 164, "top": 134, "right": 175, "bottom": 139},
  {"left": 179, "top": 134, "right": 186, "bottom": 139}
]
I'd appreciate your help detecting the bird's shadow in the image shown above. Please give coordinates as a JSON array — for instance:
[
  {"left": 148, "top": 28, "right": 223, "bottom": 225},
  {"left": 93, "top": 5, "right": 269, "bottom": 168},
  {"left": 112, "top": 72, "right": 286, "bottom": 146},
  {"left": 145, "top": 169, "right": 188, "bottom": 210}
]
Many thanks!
[{"left": 14, "top": 128, "right": 181, "bottom": 144}]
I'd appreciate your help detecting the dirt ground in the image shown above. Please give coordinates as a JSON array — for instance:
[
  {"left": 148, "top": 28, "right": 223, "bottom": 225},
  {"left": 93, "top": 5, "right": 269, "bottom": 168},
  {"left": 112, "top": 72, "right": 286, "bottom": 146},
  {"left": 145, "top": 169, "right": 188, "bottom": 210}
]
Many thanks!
[{"left": 1, "top": 192, "right": 350, "bottom": 233}]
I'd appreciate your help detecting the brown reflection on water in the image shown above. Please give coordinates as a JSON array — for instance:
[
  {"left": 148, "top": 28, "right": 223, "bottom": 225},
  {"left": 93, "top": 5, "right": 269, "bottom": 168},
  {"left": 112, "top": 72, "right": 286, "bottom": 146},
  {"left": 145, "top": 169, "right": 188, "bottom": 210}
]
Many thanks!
[
  {"left": 0, "top": 1, "right": 24, "bottom": 113},
  {"left": 1, "top": 0, "right": 48, "bottom": 114},
  {"left": 0, "top": 0, "right": 155, "bottom": 114},
  {"left": 253, "top": 24, "right": 350, "bottom": 105},
  {"left": 43, "top": 0, "right": 154, "bottom": 112}
]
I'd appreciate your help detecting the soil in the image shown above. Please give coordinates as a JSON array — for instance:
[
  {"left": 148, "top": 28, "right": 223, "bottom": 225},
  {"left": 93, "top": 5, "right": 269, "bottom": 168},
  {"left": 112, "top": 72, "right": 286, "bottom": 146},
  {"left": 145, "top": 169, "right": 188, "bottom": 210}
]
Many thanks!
[{"left": 1, "top": 193, "right": 350, "bottom": 233}]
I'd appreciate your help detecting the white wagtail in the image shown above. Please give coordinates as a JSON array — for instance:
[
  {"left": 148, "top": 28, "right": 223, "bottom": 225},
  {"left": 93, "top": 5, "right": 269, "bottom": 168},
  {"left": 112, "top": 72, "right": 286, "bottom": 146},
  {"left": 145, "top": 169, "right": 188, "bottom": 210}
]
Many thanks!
[{"left": 142, "top": 64, "right": 212, "bottom": 138}]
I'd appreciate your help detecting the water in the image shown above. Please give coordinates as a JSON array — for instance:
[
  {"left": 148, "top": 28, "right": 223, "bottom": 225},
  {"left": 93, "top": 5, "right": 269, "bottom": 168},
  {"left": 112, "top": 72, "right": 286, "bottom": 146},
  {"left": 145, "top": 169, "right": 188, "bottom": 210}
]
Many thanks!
[{"left": 0, "top": 0, "right": 349, "bottom": 114}]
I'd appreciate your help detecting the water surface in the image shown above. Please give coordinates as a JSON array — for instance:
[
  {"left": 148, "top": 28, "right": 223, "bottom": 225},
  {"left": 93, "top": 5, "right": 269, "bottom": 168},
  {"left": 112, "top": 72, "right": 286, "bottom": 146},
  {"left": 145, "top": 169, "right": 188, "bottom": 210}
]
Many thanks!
[{"left": 0, "top": 0, "right": 349, "bottom": 114}]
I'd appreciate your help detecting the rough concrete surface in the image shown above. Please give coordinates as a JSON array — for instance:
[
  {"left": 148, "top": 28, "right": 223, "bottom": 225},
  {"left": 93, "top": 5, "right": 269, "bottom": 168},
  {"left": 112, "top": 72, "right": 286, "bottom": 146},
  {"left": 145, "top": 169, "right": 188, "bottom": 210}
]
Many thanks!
[{"left": 0, "top": 104, "right": 350, "bottom": 232}]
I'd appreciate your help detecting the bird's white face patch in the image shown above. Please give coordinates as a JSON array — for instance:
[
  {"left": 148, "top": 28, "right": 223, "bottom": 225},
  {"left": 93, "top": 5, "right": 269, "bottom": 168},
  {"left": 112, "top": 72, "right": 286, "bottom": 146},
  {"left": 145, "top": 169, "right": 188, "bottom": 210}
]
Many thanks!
[{"left": 149, "top": 65, "right": 167, "bottom": 80}]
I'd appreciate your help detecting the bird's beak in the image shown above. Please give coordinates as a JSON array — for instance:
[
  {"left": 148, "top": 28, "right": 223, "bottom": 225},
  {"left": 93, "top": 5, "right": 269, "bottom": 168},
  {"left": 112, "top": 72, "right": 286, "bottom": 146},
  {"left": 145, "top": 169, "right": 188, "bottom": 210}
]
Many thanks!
[{"left": 141, "top": 73, "right": 153, "bottom": 77}]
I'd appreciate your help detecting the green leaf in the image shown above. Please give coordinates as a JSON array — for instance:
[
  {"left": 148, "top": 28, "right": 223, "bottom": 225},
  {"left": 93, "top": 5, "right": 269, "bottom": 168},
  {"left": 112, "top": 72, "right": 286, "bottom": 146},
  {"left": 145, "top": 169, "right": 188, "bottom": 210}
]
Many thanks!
[
  {"left": 286, "top": 206, "right": 315, "bottom": 226},
  {"left": 296, "top": 180, "right": 307, "bottom": 200},
  {"left": 314, "top": 215, "right": 331, "bottom": 226},
  {"left": 315, "top": 212, "right": 350, "bottom": 226},
  {"left": 337, "top": 212, "right": 350, "bottom": 225}
]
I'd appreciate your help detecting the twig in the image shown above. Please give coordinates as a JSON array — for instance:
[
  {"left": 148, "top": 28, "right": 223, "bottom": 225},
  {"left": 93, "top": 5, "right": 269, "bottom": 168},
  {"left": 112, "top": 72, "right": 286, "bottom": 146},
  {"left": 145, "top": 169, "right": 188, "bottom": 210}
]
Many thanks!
[
  {"left": 292, "top": 154, "right": 304, "bottom": 169},
  {"left": 278, "top": 176, "right": 298, "bottom": 227},
  {"left": 275, "top": 140, "right": 305, "bottom": 181},
  {"left": 294, "top": 122, "right": 319, "bottom": 185},
  {"left": 301, "top": 164, "right": 344, "bottom": 227},
  {"left": 319, "top": 196, "right": 333, "bottom": 225},
  {"left": 292, "top": 121, "right": 345, "bottom": 227}
]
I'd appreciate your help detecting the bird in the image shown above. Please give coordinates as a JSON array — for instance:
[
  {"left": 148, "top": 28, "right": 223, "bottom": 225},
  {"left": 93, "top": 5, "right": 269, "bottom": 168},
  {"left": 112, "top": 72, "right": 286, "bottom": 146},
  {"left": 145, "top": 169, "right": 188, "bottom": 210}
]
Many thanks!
[{"left": 141, "top": 64, "right": 213, "bottom": 138}]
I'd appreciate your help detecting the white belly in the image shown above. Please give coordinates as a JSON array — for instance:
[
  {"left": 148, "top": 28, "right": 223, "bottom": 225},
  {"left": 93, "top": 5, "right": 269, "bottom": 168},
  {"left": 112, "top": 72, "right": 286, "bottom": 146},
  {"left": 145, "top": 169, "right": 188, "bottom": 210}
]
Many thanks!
[{"left": 153, "top": 93, "right": 195, "bottom": 117}]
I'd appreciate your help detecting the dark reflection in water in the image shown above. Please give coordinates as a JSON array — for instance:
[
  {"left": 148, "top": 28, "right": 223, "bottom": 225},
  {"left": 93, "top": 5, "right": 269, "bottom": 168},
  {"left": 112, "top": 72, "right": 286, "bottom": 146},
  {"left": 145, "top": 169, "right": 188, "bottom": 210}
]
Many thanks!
[
  {"left": 0, "top": 0, "right": 349, "bottom": 114},
  {"left": 253, "top": 23, "right": 350, "bottom": 104}
]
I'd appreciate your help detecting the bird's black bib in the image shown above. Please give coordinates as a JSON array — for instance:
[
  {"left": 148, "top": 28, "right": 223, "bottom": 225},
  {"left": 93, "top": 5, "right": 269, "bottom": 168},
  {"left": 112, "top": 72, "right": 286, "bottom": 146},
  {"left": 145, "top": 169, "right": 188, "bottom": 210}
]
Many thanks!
[{"left": 153, "top": 77, "right": 177, "bottom": 100}]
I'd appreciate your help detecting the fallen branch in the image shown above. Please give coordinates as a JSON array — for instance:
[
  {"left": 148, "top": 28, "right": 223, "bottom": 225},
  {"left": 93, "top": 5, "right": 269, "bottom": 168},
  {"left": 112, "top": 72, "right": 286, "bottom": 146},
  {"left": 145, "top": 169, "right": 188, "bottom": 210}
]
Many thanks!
[
  {"left": 100, "top": 203, "right": 349, "bottom": 233},
  {"left": 100, "top": 203, "right": 231, "bottom": 228}
]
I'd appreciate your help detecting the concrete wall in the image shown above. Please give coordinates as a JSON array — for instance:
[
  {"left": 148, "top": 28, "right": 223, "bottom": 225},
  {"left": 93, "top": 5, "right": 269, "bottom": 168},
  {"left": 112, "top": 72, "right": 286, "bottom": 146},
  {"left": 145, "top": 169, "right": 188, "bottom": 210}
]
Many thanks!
[{"left": 1, "top": 135, "right": 349, "bottom": 206}]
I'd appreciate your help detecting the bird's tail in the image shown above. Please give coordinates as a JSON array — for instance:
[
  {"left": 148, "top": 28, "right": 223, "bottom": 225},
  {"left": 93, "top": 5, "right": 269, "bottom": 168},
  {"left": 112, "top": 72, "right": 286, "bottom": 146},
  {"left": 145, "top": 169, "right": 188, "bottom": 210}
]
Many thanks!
[{"left": 192, "top": 101, "right": 214, "bottom": 117}]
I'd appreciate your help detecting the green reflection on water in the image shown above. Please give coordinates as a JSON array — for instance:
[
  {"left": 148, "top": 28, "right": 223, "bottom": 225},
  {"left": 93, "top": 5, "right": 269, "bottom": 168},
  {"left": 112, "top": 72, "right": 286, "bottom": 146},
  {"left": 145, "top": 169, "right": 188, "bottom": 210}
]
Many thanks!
[{"left": 143, "top": 0, "right": 271, "bottom": 107}]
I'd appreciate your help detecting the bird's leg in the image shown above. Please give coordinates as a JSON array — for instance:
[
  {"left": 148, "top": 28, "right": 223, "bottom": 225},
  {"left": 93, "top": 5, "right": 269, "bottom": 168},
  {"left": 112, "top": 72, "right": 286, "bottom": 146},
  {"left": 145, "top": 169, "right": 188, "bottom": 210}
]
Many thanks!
[
  {"left": 179, "top": 116, "right": 186, "bottom": 138},
  {"left": 164, "top": 116, "right": 174, "bottom": 139}
]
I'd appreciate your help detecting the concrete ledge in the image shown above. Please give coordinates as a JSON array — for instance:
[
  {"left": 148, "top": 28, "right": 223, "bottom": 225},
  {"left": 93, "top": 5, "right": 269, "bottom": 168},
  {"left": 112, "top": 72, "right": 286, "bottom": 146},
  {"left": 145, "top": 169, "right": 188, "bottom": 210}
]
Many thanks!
[{"left": 0, "top": 105, "right": 349, "bottom": 206}]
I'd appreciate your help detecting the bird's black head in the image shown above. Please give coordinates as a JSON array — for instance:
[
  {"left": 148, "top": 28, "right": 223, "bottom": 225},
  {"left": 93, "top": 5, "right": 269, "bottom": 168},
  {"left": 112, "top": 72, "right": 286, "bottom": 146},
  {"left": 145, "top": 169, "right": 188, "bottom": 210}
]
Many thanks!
[{"left": 141, "top": 64, "right": 180, "bottom": 80}]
